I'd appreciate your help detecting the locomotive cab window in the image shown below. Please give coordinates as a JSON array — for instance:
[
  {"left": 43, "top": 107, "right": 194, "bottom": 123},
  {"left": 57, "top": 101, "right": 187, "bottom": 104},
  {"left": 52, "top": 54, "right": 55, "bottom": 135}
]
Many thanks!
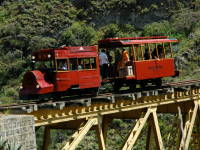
[
  {"left": 90, "top": 58, "right": 96, "bottom": 69},
  {"left": 32, "top": 60, "right": 55, "bottom": 71}
]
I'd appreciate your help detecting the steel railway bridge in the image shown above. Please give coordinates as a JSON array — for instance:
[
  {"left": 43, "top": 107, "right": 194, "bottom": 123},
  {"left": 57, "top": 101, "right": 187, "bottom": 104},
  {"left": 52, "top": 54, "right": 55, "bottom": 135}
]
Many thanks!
[{"left": 2, "top": 80, "right": 200, "bottom": 150}]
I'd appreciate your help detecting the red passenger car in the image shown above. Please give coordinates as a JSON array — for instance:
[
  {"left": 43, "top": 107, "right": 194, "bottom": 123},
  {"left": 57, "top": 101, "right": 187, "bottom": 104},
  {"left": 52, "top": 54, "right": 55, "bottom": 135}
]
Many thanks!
[
  {"left": 19, "top": 46, "right": 101, "bottom": 99},
  {"left": 98, "top": 36, "right": 179, "bottom": 91}
]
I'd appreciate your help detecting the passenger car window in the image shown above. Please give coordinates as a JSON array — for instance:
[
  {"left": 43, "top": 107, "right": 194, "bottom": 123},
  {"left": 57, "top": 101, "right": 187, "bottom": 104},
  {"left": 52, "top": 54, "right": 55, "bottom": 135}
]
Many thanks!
[
  {"left": 164, "top": 43, "right": 173, "bottom": 58},
  {"left": 133, "top": 45, "right": 144, "bottom": 61}
]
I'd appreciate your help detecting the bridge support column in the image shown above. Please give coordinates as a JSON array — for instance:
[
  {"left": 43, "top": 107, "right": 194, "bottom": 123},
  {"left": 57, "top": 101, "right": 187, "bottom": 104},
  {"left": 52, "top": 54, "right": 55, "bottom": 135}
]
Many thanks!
[
  {"left": 179, "top": 100, "right": 199, "bottom": 150},
  {"left": 146, "top": 109, "right": 164, "bottom": 150},
  {"left": 146, "top": 121, "right": 154, "bottom": 150},
  {"left": 95, "top": 116, "right": 106, "bottom": 150},
  {"left": 43, "top": 126, "right": 51, "bottom": 150},
  {"left": 62, "top": 118, "right": 97, "bottom": 150},
  {"left": 121, "top": 107, "right": 164, "bottom": 150},
  {"left": 102, "top": 117, "right": 112, "bottom": 145},
  {"left": 151, "top": 109, "right": 164, "bottom": 150}
]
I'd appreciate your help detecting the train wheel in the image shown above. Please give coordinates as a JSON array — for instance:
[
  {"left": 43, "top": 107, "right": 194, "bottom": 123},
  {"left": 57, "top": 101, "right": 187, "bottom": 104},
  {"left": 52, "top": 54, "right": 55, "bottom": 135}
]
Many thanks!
[
  {"left": 114, "top": 81, "right": 122, "bottom": 92},
  {"left": 91, "top": 88, "right": 99, "bottom": 96},
  {"left": 140, "top": 80, "right": 147, "bottom": 88},
  {"left": 129, "top": 81, "right": 136, "bottom": 91},
  {"left": 155, "top": 78, "right": 162, "bottom": 87}
]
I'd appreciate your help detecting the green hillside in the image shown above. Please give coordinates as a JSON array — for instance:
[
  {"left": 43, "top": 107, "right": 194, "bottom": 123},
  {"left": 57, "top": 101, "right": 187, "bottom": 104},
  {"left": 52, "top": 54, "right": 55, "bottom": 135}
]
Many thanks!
[{"left": 1, "top": 0, "right": 200, "bottom": 149}]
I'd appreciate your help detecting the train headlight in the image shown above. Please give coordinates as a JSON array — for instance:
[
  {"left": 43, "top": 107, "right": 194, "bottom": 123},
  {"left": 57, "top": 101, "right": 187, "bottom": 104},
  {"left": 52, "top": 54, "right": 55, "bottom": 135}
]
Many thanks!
[
  {"left": 36, "top": 84, "right": 40, "bottom": 89},
  {"left": 32, "top": 56, "right": 35, "bottom": 59}
]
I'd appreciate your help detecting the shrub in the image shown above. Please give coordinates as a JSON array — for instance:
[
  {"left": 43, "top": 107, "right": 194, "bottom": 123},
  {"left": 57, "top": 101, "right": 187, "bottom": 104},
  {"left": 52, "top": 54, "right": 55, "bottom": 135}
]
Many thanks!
[{"left": 60, "top": 22, "right": 97, "bottom": 46}]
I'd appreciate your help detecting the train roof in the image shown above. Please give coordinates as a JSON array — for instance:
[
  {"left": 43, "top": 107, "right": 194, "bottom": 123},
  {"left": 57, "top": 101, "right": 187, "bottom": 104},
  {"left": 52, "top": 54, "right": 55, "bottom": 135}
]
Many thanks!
[
  {"left": 32, "top": 46, "right": 98, "bottom": 61},
  {"left": 98, "top": 36, "right": 178, "bottom": 48}
]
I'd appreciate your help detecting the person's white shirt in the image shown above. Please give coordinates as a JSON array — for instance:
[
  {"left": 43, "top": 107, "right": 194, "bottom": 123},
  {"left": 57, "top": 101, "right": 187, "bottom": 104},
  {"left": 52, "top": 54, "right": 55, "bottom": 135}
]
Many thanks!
[{"left": 99, "top": 52, "right": 109, "bottom": 65}]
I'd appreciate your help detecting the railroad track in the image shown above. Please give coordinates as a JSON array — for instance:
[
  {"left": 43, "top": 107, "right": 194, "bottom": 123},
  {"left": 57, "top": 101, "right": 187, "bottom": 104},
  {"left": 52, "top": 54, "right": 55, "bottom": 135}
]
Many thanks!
[{"left": 1, "top": 79, "right": 200, "bottom": 113}]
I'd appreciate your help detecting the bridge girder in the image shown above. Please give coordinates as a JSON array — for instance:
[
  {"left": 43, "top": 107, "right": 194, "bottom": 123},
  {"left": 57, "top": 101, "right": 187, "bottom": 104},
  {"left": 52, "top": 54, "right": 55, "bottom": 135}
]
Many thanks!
[{"left": 28, "top": 88, "right": 200, "bottom": 149}]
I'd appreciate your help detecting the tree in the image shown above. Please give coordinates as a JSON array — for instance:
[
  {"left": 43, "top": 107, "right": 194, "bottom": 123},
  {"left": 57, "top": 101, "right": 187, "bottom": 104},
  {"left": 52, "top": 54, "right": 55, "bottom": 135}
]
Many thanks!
[
  {"left": 60, "top": 22, "right": 97, "bottom": 46},
  {"left": 143, "top": 20, "right": 174, "bottom": 36}
]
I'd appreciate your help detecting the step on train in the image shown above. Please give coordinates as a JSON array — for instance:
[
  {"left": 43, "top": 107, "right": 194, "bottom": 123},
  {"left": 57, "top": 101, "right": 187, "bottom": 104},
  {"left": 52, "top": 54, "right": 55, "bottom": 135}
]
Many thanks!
[{"left": 19, "top": 36, "right": 179, "bottom": 100}]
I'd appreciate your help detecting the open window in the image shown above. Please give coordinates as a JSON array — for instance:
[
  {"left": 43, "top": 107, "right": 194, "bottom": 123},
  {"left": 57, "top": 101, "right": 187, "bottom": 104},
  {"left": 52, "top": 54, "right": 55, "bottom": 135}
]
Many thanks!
[
  {"left": 90, "top": 58, "right": 97, "bottom": 69},
  {"left": 57, "top": 59, "right": 69, "bottom": 71},
  {"left": 32, "top": 60, "right": 55, "bottom": 71},
  {"left": 78, "top": 57, "right": 97, "bottom": 70},
  {"left": 132, "top": 44, "right": 145, "bottom": 61},
  {"left": 131, "top": 42, "right": 174, "bottom": 61},
  {"left": 69, "top": 58, "right": 78, "bottom": 70},
  {"left": 163, "top": 43, "right": 174, "bottom": 58}
]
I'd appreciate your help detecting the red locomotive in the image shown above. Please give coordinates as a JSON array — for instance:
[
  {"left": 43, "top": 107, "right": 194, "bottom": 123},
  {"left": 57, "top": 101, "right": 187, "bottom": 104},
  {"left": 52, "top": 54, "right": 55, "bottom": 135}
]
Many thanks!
[
  {"left": 19, "top": 36, "right": 178, "bottom": 99},
  {"left": 19, "top": 46, "right": 101, "bottom": 99}
]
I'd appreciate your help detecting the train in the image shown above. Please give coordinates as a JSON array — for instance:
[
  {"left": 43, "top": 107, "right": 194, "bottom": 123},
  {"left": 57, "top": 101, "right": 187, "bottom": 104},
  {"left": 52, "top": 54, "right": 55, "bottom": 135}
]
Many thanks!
[{"left": 19, "top": 36, "right": 179, "bottom": 100}]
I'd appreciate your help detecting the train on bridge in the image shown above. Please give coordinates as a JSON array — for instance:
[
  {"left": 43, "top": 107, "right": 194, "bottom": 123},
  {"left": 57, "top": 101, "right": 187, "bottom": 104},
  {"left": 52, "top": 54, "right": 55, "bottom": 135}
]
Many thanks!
[{"left": 19, "top": 36, "right": 179, "bottom": 100}]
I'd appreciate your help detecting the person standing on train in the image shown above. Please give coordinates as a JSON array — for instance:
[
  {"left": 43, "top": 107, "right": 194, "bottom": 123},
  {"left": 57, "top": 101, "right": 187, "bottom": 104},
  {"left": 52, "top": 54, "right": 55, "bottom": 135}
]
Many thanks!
[
  {"left": 99, "top": 49, "right": 109, "bottom": 79},
  {"left": 118, "top": 49, "right": 129, "bottom": 69},
  {"left": 122, "top": 49, "right": 129, "bottom": 65}
]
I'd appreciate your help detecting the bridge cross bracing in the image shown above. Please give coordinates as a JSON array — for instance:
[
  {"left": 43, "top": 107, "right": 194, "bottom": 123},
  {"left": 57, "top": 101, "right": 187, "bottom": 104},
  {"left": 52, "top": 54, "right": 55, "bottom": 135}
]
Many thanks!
[{"left": 19, "top": 87, "right": 200, "bottom": 149}]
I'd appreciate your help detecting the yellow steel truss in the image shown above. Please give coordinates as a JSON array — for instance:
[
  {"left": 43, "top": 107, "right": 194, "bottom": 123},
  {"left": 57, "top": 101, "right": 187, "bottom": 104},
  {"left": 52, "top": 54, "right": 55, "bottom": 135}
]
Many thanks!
[{"left": 22, "top": 88, "right": 200, "bottom": 149}]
